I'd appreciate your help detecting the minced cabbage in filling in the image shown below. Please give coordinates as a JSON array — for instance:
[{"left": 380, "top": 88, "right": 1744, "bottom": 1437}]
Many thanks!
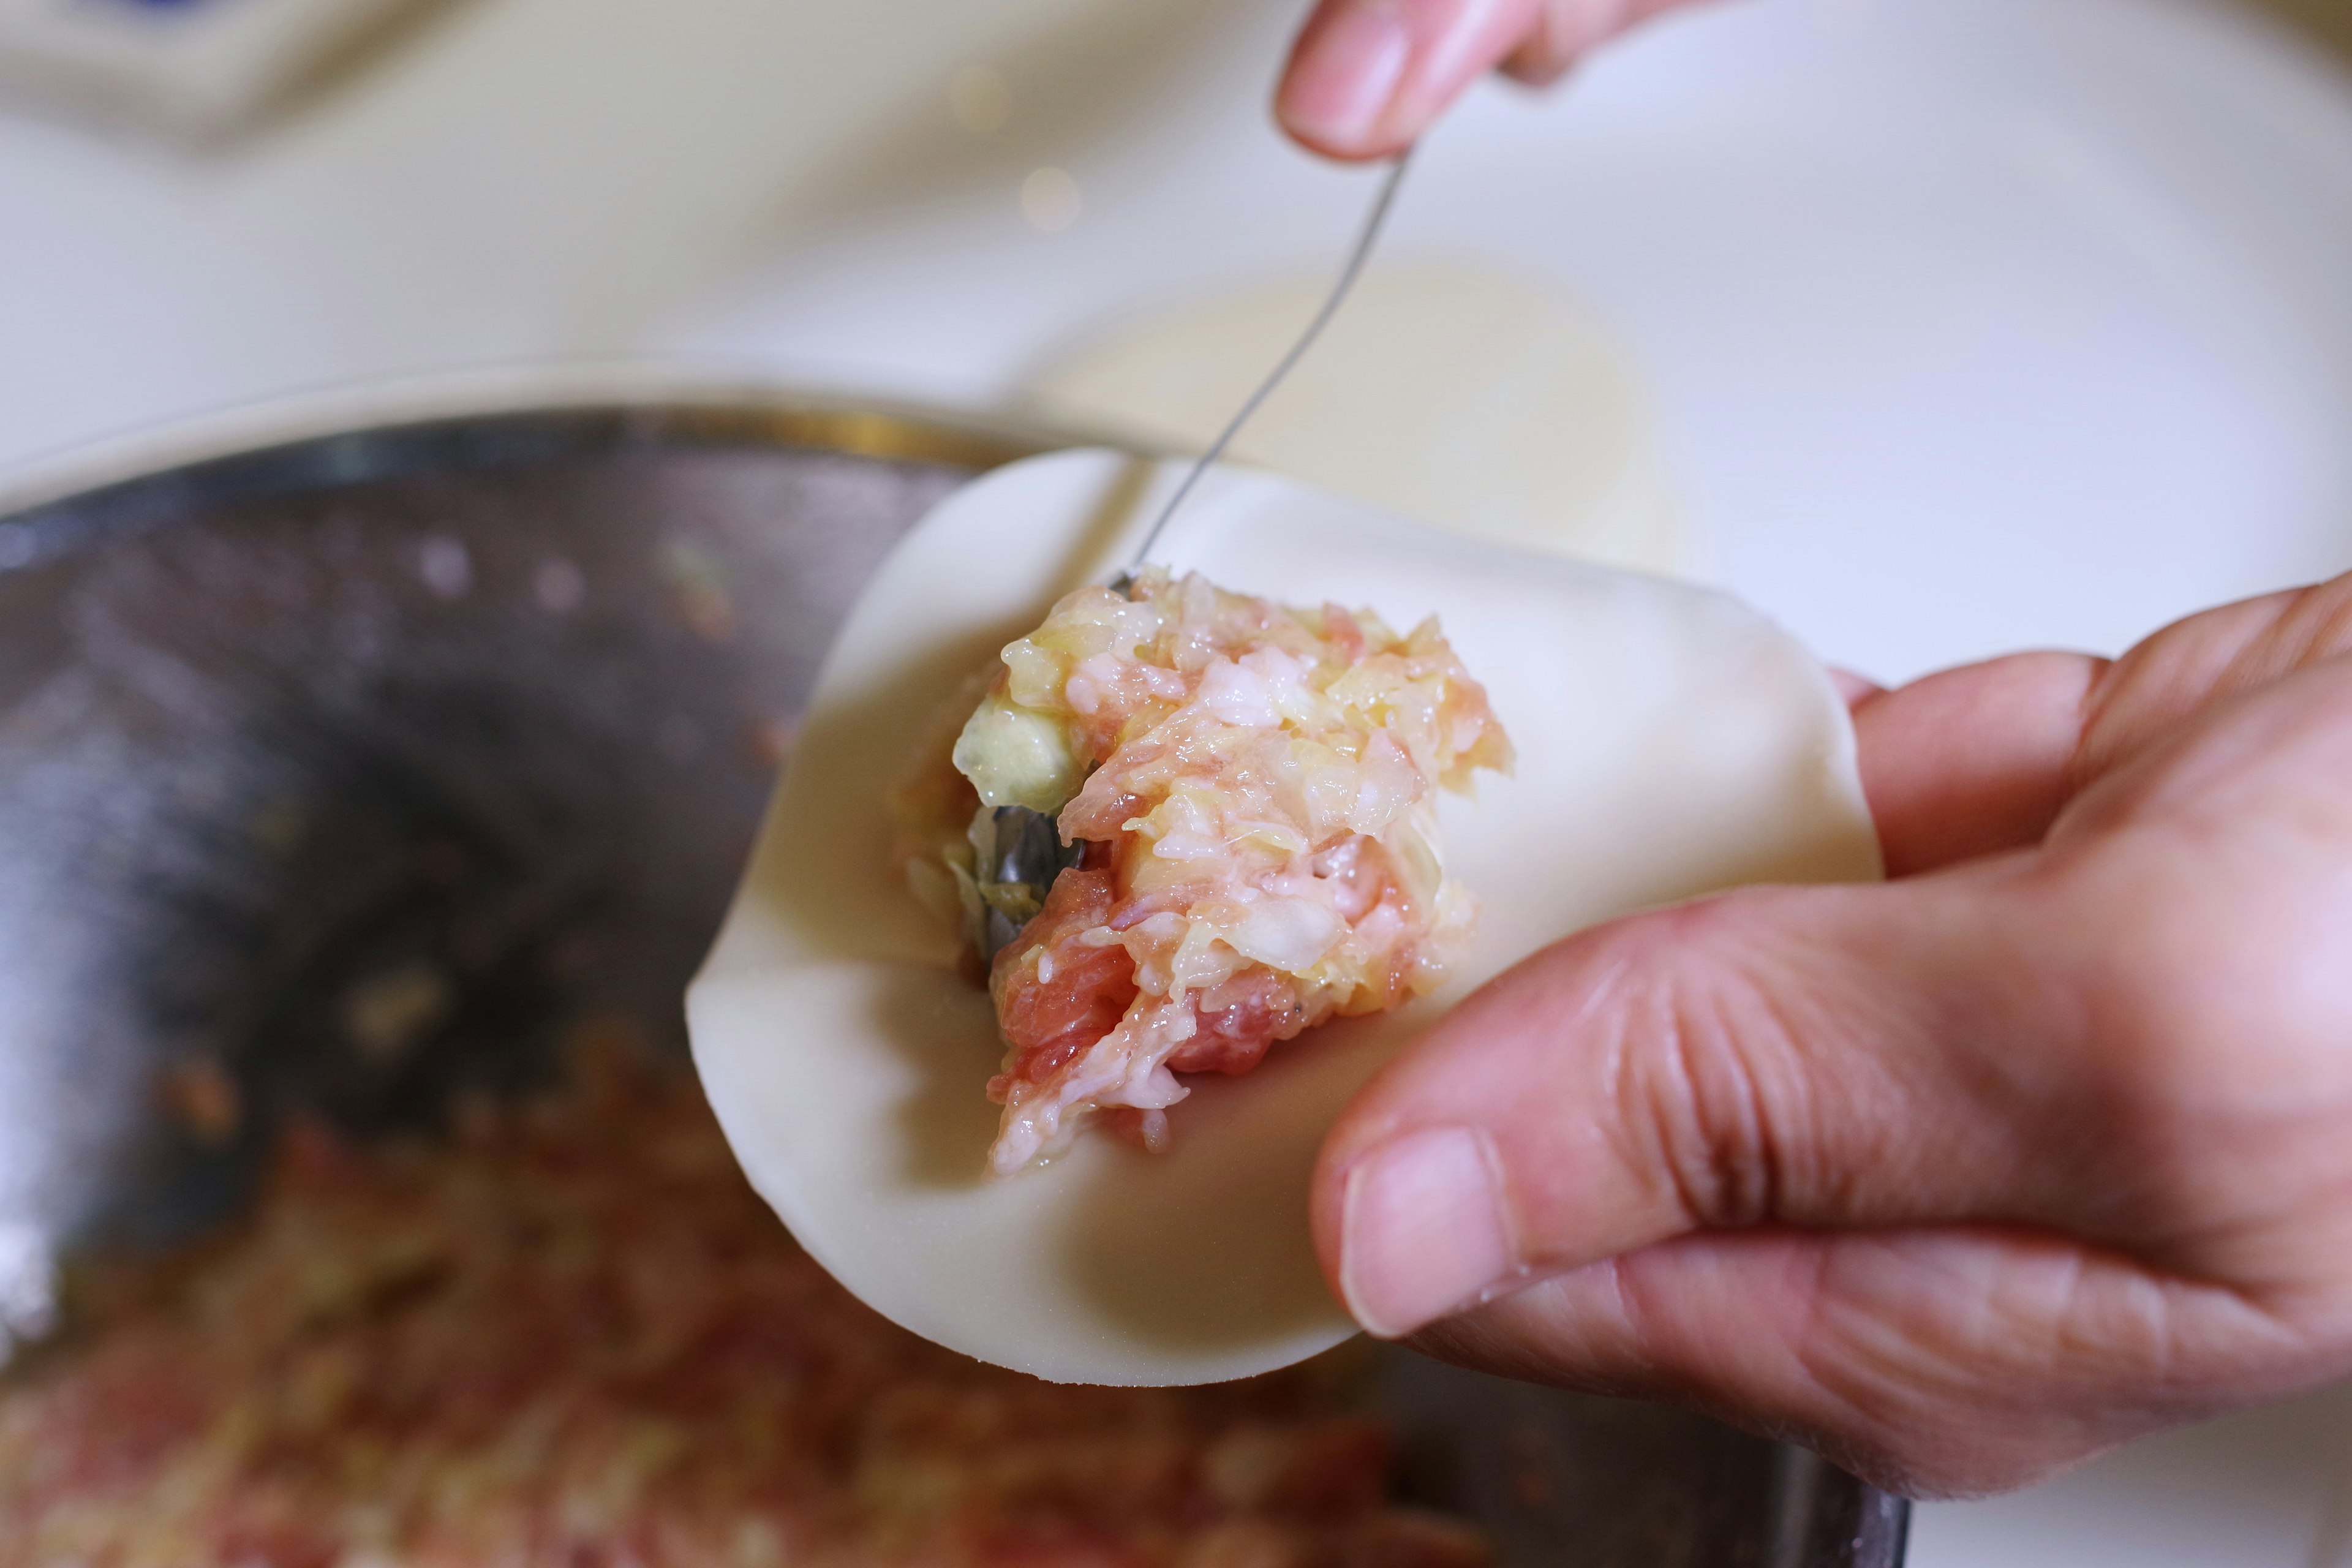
[{"left": 893, "top": 568, "right": 1512, "bottom": 1177}]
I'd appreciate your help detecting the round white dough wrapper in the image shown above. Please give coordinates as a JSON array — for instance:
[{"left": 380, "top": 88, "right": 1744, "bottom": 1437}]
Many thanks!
[
  {"left": 1022, "top": 266, "right": 1686, "bottom": 576},
  {"left": 689, "top": 449, "right": 1879, "bottom": 1388}
]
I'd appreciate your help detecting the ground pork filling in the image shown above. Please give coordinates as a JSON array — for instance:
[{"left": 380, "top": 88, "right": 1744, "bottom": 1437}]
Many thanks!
[
  {"left": 894, "top": 568, "right": 1512, "bottom": 1176},
  {"left": 0, "top": 1040, "right": 1491, "bottom": 1568}
]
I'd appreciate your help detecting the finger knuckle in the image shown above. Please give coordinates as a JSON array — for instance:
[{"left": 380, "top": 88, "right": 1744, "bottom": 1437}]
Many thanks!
[{"left": 1599, "top": 899, "right": 1807, "bottom": 1231}]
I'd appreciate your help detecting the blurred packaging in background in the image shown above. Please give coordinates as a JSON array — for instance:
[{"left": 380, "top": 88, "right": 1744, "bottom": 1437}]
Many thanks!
[{"left": 0, "top": 0, "right": 442, "bottom": 135}]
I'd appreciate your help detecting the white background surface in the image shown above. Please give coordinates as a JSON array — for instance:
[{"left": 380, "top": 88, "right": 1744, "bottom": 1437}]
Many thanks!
[{"left": 2, "top": 0, "right": 2350, "bottom": 1561}]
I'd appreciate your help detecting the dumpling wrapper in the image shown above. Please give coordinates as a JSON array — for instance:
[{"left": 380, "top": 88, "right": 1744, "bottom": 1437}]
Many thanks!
[
  {"left": 1024, "top": 266, "right": 1686, "bottom": 576},
  {"left": 688, "top": 450, "right": 1882, "bottom": 1388}
]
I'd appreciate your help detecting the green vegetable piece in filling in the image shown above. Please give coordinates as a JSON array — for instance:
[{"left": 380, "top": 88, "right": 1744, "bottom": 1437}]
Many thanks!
[{"left": 952, "top": 694, "right": 1084, "bottom": 814}]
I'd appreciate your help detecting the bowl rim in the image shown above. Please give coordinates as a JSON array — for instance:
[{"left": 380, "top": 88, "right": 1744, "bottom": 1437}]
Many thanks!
[{"left": 0, "top": 360, "right": 1112, "bottom": 526}]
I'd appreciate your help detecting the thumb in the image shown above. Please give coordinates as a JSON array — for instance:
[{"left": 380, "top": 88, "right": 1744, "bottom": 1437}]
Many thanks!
[{"left": 1313, "top": 867, "right": 2084, "bottom": 1339}]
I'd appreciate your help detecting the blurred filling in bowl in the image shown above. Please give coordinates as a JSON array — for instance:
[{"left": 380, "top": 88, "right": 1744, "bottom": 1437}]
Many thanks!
[{"left": 0, "top": 1030, "right": 1488, "bottom": 1568}]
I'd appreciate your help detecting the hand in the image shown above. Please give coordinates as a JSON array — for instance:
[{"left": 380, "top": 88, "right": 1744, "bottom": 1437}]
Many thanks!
[
  {"left": 1313, "top": 575, "right": 2352, "bottom": 1496},
  {"left": 1276, "top": 0, "right": 1703, "bottom": 159}
]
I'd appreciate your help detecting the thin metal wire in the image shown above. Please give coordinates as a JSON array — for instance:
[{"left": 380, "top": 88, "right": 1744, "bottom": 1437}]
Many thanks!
[{"left": 1125, "top": 148, "right": 1414, "bottom": 572}]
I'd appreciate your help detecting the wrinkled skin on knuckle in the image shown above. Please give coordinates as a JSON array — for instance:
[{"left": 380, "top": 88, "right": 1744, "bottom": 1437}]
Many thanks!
[
  {"left": 1588, "top": 899, "right": 1810, "bottom": 1232},
  {"left": 1593, "top": 888, "right": 1999, "bottom": 1234}
]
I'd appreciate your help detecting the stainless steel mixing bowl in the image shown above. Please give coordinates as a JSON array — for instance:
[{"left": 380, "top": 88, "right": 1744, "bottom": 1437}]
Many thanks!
[{"left": 0, "top": 397, "right": 1907, "bottom": 1567}]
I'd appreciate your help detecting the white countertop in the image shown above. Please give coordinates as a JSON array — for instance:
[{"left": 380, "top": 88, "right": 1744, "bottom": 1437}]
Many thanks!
[{"left": 2, "top": 1, "right": 2350, "bottom": 1560}]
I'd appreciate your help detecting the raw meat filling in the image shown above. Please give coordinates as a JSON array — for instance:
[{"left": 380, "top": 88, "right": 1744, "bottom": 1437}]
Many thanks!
[{"left": 895, "top": 567, "right": 1511, "bottom": 1175}]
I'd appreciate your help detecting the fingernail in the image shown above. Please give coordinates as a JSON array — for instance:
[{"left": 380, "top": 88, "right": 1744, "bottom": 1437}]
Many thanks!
[
  {"left": 1283, "top": 2, "right": 1413, "bottom": 151},
  {"left": 1339, "top": 1126, "right": 1517, "bottom": 1338}
]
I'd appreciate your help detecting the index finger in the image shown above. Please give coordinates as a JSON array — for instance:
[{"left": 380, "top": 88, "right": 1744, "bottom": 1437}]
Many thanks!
[
  {"left": 1276, "top": 0, "right": 1548, "bottom": 160},
  {"left": 1852, "top": 652, "right": 2105, "bottom": 878}
]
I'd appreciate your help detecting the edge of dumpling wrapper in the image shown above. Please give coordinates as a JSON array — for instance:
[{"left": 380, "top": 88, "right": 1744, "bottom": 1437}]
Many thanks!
[{"left": 688, "top": 450, "right": 1883, "bottom": 1387}]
